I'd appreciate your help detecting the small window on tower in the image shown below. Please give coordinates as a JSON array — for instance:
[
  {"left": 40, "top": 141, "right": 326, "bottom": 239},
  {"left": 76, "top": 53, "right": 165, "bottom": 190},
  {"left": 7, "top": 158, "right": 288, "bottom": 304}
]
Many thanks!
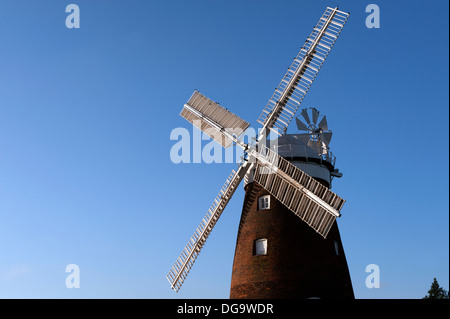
[
  {"left": 254, "top": 238, "right": 268, "bottom": 256},
  {"left": 258, "top": 195, "right": 270, "bottom": 210}
]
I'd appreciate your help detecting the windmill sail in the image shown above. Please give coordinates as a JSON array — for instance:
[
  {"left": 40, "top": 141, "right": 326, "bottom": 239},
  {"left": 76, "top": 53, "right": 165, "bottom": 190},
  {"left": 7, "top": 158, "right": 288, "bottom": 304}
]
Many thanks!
[
  {"left": 166, "top": 162, "right": 250, "bottom": 292},
  {"left": 257, "top": 7, "right": 349, "bottom": 135},
  {"left": 253, "top": 144, "right": 345, "bottom": 238},
  {"left": 181, "top": 91, "right": 250, "bottom": 148}
]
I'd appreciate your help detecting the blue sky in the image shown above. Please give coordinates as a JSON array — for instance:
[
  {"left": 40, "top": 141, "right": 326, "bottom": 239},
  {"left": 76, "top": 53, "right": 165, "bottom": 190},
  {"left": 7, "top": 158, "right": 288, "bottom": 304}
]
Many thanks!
[{"left": 0, "top": 0, "right": 448, "bottom": 299}]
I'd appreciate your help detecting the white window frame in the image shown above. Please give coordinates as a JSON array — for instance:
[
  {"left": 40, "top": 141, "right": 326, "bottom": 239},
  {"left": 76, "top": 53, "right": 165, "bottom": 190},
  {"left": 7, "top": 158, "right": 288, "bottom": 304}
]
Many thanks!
[
  {"left": 254, "top": 238, "right": 268, "bottom": 256},
  {"left": 258, "top": 195, "right": 271, "bottom": 210}
]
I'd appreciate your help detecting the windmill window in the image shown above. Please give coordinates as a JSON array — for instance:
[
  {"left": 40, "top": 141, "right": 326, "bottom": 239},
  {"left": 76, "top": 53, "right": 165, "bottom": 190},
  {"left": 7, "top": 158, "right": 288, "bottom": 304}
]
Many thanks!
[
  {"left": 334, "top": 240, "right": 339, "bottom": 256},
  {"left": 254, "top": 238, "right": 268, "bottom": 256},
  {"left": 258, "top": 195, "right": 270, "bottom": 210}
]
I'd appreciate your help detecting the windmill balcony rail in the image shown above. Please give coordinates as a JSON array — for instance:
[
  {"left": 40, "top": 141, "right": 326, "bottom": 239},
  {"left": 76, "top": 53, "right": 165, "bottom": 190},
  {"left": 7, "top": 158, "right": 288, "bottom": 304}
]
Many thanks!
[{"left": 273, "top": 143, "right": 336, "bottom": 166}]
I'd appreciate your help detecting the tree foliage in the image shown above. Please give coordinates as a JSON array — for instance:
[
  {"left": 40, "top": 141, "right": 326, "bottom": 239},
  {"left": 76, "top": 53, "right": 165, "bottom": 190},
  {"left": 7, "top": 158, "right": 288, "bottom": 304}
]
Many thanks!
[{"left": 423, "top": 278, "right": 449, "bottom": 299}]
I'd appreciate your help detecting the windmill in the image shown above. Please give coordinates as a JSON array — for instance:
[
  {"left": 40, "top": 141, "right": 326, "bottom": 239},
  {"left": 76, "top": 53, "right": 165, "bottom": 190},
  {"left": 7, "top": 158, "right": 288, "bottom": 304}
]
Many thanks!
[{"left": 167, "top": 7, "right": 352, "bottom": 297}]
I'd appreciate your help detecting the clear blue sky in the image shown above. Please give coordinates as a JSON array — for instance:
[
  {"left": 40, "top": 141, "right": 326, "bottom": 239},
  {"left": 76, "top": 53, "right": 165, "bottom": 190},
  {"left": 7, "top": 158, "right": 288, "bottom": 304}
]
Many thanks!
[{"left": 0, "top": 0, "right": 448, "bottom": 299}]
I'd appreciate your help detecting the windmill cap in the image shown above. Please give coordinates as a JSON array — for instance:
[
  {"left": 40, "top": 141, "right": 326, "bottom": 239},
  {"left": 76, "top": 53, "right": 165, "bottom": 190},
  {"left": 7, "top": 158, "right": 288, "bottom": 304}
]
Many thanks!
[{"left": 270, "top": 133, "right": 337, "bottom": 170}]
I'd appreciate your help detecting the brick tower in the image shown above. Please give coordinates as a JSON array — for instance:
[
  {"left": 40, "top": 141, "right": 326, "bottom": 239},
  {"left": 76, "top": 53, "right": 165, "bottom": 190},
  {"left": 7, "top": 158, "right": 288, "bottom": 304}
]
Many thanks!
[{"left": 229, "top": 132, "right": 354, "bottom": 299}]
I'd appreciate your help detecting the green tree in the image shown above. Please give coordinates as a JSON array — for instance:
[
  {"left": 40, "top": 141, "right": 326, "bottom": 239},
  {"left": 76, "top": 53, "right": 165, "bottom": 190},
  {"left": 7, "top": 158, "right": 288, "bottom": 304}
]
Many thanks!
[{"left": 423, "top": 278, "right": 449, "bottom": 299}]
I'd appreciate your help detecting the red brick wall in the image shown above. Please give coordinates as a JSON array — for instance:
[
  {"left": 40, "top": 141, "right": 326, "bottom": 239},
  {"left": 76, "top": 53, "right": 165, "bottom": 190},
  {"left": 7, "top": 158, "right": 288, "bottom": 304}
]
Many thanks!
[{"left": 229, "top": 183, "right": 354, "bottom": 299}]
